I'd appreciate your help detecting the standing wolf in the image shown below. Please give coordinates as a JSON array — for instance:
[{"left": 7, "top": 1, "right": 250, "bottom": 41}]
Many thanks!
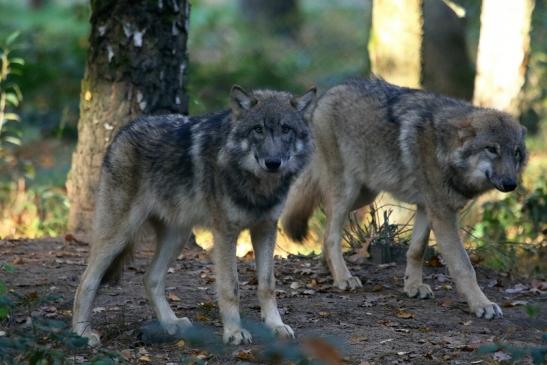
[
  {"left": 282, "top": 77, "right": 526, "bottom": 319},
  {"left": 72, "top": 85, "right": 316, "bottom": 346}
]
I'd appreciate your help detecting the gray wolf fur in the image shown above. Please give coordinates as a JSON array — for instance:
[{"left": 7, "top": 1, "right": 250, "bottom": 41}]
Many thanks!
[
  {"left": 72, "top": 85, "right": 316, "bottom": 346},
  {"left": 282, "top": 77, "right": 526, "bottom": 319}
]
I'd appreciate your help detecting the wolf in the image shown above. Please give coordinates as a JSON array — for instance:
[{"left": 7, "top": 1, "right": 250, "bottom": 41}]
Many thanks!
[
  {"left": 72, "top": 85, "right": 316, "bottom": 346},
  {"left": 282, "top": 77, "right": 526, "bottom": 319}
]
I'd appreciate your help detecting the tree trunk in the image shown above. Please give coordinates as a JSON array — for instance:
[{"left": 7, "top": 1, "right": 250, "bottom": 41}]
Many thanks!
[
  {"left": 422, "top": 0, "right": 474, "bottom": 100},
  {"left": 369, "top": 0, "right": 474, "bottom": 98},
  {"left": 239, "top": 0, "right": 300, "bottom": 39},
  {"left": 369, "top": 0, "right": 423, "bottom": 88},
  {"left": 473, "top": 0, "right": 534, "bottom": 114},
  {"left": 66, "top": 0, "right": 190, "bottom": 235}
]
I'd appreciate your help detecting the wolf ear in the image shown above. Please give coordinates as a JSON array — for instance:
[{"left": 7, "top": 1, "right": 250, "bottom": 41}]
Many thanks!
[
  {"left": 230, "top": 85, "right": 257, "bottom": 113},
  {"left": 291, "top": 86, "right": 317, "bottom": 113}
]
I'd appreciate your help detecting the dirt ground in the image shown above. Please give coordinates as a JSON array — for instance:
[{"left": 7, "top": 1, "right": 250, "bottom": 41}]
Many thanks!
[{"left": 1, "top": 238, "right": 546, "bottom": 364}]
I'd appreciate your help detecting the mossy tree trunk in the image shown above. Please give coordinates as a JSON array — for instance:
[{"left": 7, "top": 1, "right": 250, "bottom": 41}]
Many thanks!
[
  {"left": 473, "top": 0, "right": 535, "bottom": 114},
  {"left": 66, "top": 0, "right": 190, "bottom": 236}
]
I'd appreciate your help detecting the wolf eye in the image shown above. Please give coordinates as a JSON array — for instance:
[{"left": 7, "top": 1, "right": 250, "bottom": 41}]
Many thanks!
[
  {"left": 281, "top": 125, "right": 291, "bottom": 134},
  {"left": 253, "top": 126, "right": 263, "bottom": 134},
  {"left": 485, "top": 146, "right": 498, "bottom": 155},
  {"left": 514, "top": 149, "right": 522, "bottom": 161}
]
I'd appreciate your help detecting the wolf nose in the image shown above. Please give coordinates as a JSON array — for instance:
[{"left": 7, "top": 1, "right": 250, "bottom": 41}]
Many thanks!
[
  {"left": 501, "top": 179, "right": 517, "bottom": 192},
  {"left": 264, "top": 158, "right": 281, "bottom": 172}
]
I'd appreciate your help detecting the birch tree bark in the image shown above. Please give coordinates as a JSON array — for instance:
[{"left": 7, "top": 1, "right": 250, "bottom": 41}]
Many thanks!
[{"left": 66, "top": 0, "right": 190, "bottom": 235}]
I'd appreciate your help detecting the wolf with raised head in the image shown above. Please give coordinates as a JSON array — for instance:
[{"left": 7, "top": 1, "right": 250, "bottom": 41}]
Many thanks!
[
  {"left": 72, "top": 85, "right": 316, "bottom": 346},
  {"left": 282, "top": 77, "right": 526, "bottom": 319}
]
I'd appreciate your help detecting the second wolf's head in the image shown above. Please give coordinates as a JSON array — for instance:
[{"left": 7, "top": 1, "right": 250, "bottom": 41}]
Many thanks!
[
  {"left": 221, "top": 85, "right": 316, "bottom": 177},
  {"left": 448, "top": 109, "right": 527, "bottom": 195}
]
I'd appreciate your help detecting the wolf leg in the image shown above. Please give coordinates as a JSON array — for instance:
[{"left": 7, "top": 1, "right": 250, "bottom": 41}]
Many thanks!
[
  {"left": 250, "top": 220, "right": 294, "bottom": 339},
  {"left": 323, "top": 184, "right": 363, "bottom": 291},
  {"left": 212, "top": 228, "right": 251, "bottom": 345},
  {"left": 428, "top": 209, "right": 502, "bottom": 319},
  {"left": 404, "top": 206, "right": 433, "bottom": 299},
  {"left": 144, "top": 223, "right": 192, "bottom": 336},
  {"left": 72, "top": 232, "right": 132, "bottom": 347}
]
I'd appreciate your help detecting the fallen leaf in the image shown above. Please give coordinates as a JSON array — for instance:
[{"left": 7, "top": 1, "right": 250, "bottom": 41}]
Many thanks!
[
  {"left": 120, "top": 349, "right": 133, "bottom": 360},
  {"left": 425, "top": 255, "right": 443, "bottom": 268},
  {"left": 290, "top": 282, "right": 301, "bottom": 289},
  {"left": 302, "top": 338, "right": 344, "bottom": 365},
  {"left": 395, "top": 308, "right": 415, "bottom": 319},
  {"left": 233, "top": 349, "right": 256, "bottom": 362},
  {"left": 371, "top": 284, "right": 384, "bottom": 292},
  {"left": 12, "top": 256, "right": 24, "bottom": 265},
  {"left": 505, "top": 283, "right": 528, "bottom": 294},
  {"left": 138, "top": 355, "right": 151, "bottom": 362},
  {"left": 167, "top": 292, "right": 181, "bottom": 302},
  {"left": 493, "top": 350, "right": 511, "bottom": 361},
  {"left": 196, "top": 313, "right": 209, "bottom": 322},
  {"left": 502, "top": 300, "right": 528, "bottom": 307},
  {"left": 92, "top": 307, "right": 106, "bottom": 313}
]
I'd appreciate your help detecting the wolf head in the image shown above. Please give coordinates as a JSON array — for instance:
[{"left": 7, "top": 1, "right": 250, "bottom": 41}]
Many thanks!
[
  {"left": 450, "top": 109, "right": 527, "bottom": 194},
  {"left": 222, "top": 85, "right": 316, "bottom": 177}
]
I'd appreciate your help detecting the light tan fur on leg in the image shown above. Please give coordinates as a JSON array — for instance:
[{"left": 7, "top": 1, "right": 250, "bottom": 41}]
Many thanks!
[
  {"left": 145, "top": 222, "right": 192, "bottom": 335},
  {"left": 212, "top": 227, "right": 251, "bottom": 345},
  {"left": 250, "top": 220, "right": 294, "bottom": 338},
  {"left": 428, "top": 208, "right": 502, "bottom": 319},
  {"left": 403, "top": 206, "right": 433, "bottom": 299}
]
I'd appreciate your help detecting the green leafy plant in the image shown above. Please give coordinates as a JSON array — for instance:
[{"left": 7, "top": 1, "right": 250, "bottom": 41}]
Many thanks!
[
  {"left": 470, "top": 177, "right": 547, "bottom": 274},
  {"left": 0, "top": 31, "right": 23, "bottom": 153}
]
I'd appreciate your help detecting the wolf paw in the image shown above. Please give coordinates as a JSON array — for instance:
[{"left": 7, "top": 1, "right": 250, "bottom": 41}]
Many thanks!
[
  {"left": 80, "top": 328, "right": 101, "bottom": 347},
  {"left": 334, "top": 276, "right": 362, "bottom": 291},
  {"left": 223, "top": 328, "right": 253, "bottom": 345},
  {"left": 272, "top": 324, "right": 295, "bottom": 339},
  {"left": 405, "top": 282, "right": 434, "bottom": 299},
  {"left": 162, "top": 317, "right": 192, "bottom": 336},
  {"left": 473, "top": 302, "right": 503, "bottom": 320}
]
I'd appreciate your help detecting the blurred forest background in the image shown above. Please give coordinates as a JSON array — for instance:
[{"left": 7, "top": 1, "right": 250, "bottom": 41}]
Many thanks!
[{"left": 0, "top": 0, "right": 545, "bottom": 275}]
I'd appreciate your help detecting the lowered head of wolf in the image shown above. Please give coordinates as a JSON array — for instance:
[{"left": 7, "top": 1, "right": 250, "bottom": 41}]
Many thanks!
[
  {"left": 445, "top": 108, "right": 527, "bottom": 196},
  {"left": 222, "top": 85, "right": 316, "bottom": 179}
]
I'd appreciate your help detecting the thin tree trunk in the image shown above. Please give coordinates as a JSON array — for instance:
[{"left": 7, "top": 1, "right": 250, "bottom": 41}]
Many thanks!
[
  {"left": 369, "top": 0, "right": 423, "bottom": 88},
  {"left": 422, "top": 0, "right": 474, "bottom": 100},
  {"left": 473, "top": 0, "right": 534, "bottom": 114},
  {"left": 66, "top": 0, "right": 190, "bottom": 235}
]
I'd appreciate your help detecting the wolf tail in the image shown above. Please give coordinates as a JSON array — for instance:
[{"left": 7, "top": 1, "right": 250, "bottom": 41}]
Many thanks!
[{"left": 281, "top": 165, "right": 321, "bottom": 241}]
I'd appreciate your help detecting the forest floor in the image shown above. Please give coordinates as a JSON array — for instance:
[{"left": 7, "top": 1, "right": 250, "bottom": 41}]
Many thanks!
[{"left": 1, "top": 238, "right": 546, "bottom": 364}]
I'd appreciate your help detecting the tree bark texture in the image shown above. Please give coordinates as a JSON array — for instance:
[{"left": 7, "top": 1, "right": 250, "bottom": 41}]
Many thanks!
[
  {"left": 369, "top": 0, "right": 474, "bottom": 99},
  {"left": 473, "top": 0, "right": 534, "bottom": 114},
  {"left": 422, "top": 0, "right": 474, "bottom": 100},
  {"left": 66, "top": 0, "right": 190, "bottom": 235},
  {"left": 369, "top": 0, "right": 423, "bottom": 88}
]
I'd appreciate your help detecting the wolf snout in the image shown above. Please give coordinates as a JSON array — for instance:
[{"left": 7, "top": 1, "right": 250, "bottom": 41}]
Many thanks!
[
  {"left": 499, "top": 178, "right": 517, "bottom": 192},
  {"left": 264, "top": 158, "right": 282, "bottom": 172},
  {"left": 490, "top": 175, "right": 517, "bottom": 192}
]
